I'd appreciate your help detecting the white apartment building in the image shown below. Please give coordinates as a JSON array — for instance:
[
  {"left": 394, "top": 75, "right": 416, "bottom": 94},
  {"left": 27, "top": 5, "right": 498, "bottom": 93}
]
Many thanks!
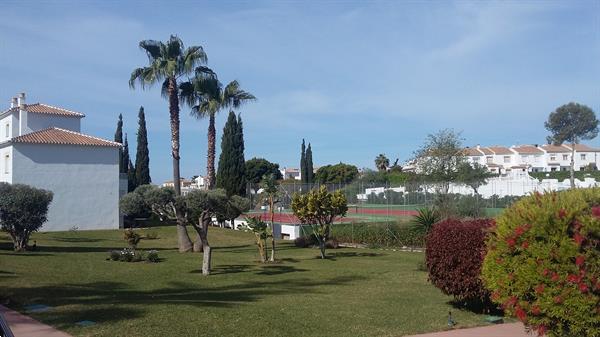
[
  {"left": 0, "top": 93, "right": 121, "bottom": 231},
  {"left": 161, "top": 175, "right": 208, "bottom": 195},
  {"left": 465, "top": 143, "right": 600, "bottom": 175}
]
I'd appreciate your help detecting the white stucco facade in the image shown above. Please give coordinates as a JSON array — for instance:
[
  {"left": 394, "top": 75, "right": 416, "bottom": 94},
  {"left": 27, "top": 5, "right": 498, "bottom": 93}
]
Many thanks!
[{"left": 0, "top": 93, "right": 121, "bottom": 232}]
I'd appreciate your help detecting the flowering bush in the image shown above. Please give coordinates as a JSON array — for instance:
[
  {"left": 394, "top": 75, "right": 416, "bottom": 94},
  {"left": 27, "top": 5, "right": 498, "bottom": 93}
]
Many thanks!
[
  {"left": 482, "top": 189, "right": 600, "bottom": 337},
  {"left": 426, "top": 218, "right": 494, "bottom": 302}
]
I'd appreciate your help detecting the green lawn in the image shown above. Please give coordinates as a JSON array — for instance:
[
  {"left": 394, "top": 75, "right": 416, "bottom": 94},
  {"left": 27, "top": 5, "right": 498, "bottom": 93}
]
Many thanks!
[{"left": 1, "top": 226, "right": 498, "bottom": 337}]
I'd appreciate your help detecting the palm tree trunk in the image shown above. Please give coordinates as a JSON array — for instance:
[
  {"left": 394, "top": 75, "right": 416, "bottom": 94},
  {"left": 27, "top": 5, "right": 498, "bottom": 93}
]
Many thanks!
[
  {"left": 168, "top": 76, "right": 193, "bottom": 252},
  {"left": 269, "top": 197, "right": 276, "bottom": 262},
  {"left": 570, "top": 142, "right": 576, "bottom": 189},
  {"left": 207, "top": 112, "right": 216, "bottom": 189}
]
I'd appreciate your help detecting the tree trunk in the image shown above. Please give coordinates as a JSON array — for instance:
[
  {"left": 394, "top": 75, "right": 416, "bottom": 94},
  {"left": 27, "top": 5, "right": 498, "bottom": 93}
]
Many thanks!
[
  {"left": 570, "top": 142, "right": 576, "bottom": 189},
  {"left": 191, "top": 213, "right": 212, "bottom": 275},
  {"left": 256, "top": 236, "right": 266, "bottom": 263},
  {"left": 11, "top": 233, "right": 28, "bottom": 252},
  {"left": 168, "top": 76, "right": 193, "bottom": 252},
  {"left": 193, "top": 232, "right": 203, "bottom": 252},
  {"left": 269, "top": 197, "right": 276, "bottom": 262},
  {"left": 206, "top": 112, "right": 216, "bottom": 189},
  {"left": 202, "top": 246, "right": 211, "bottom": 275},
  {"left": 318, "top": 239, "right": 326, "bottom": 259}
]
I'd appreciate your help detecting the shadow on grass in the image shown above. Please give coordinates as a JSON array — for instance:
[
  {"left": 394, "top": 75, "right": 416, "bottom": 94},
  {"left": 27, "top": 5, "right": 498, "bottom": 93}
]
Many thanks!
[
  {"left": 195, "top": 264, "right": 254, "bottom": 275},
  {"left": 448, "top": 298, "right": 503, "bottom": 316},
  {"left": 50, "top": 237, "right": 106, "bottom": 243},
  {"left": 325, "top": 251, "right": 386, "bottom": 260},
  {"left": 255, "top": 265, "right": 308, "bottom": 276},
  {"left": 35, "top": 306, "right": 144, "bottom": 331}
]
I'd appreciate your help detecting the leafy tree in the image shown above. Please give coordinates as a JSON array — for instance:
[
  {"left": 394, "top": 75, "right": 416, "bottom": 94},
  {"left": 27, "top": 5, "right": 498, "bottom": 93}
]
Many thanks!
[
  {"left": 306, "top": 143, "right": 314, "bottom": 184},
  {"left": 291, "top": 186, "right": 348, "bottom": 259},
  {"left": 242, "top": 216, "right": 270, "bottom": 263},
  {"left": 0, "top": 183, "right": 53, "bottom": 251},
  {"left": 457, "top": 162, "right": 494, "bottom": 195},
  {"left": 545, "top": 102, "right": 599, "bottom": 188},
  {"left": 245, "top": 158, "right": 282, "bottom": 188},
  {"left": 130, "top": 35, "right": 210, "bottom": 252},
  {"left": 181, "top": 76, "right": 254, "bottom": 189},
  {"left": 135, "top": 106, "right": 151, "bottom": 185},
  {"left": 114, "top": 114, "right": 124, "bottom": 173},
  {"left": 300, "top": 139, "right": 307, "bottom": 184},
  {"left": 315, "top": 163, "right": 359, "bottom": 184},
  {"left": 216, "top": 111, "right": 246, "bottom": 197},
  {"left": 375, "top": 154, "right": 389, "bottom": 172},
  {"left": 260, "top": 174, "right": 279, "bottom": 261}
]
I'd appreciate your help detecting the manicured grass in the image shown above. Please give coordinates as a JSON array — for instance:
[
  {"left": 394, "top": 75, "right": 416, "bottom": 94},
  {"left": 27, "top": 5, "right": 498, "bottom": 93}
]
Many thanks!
[{"left": 1, "top": 226, "right": 498, "bottom": 337}]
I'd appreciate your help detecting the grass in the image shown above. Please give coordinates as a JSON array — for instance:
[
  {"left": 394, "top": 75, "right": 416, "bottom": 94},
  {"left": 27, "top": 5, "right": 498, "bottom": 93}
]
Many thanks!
[{"left": 1, "top": 226, "right": 500, "bottom": 337}]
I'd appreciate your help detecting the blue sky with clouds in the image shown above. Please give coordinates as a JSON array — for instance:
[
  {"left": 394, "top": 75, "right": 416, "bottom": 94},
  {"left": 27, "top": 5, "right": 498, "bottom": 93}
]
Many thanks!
[{"left": 1, "top": 1, "right": 599, "bottom": 183}]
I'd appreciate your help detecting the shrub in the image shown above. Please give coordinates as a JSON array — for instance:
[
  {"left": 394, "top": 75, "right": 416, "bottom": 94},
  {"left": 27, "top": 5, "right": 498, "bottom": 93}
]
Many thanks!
[
  {"left": 108, "top": 250, "right": 120, "bottom": 261},
  {"left": 412, "top": 208, "right": 440, "bottom": 233},
  {"left": 482, "top": 189, "right": 600, "bottom": 337},
  {"left": 294, "top": 235, "right": 317, "bottom": 248},
  {"left": 0, "top": 183, "right": 53, "bottom": 251},
  {"left": 426, "top": 218, "right": 494, "bottom": 303},
  {"left": 120, "top": 248, "right": 135, "bottom": 262},
  {"left": 146, "top": 250, "right": 160, "bottom": 263},
  {"left": 124, "top": 229, "right": 141, "bottom": 249}
]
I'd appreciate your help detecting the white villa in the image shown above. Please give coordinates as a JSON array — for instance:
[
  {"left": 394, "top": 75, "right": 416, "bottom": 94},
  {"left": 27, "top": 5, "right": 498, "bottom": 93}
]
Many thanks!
[
  {"left": 465, "top": 144, "right": 600, "bottom": 175},
  {"left": 0, "top": 93, "right": 122, "bottom": 231},
  {"left": 161, "top": 176, "right": 208, "bottom": 195}
]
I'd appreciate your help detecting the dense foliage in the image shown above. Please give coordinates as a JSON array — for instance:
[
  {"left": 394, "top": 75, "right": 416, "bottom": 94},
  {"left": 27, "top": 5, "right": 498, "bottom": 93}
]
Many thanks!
[
  {"left": 135, "top": 106, "right": 151, "bottom": 186},
  {"left": 0, "top": 183, "right": 53, "bottom": 251},
  {"left": 529, "top": 170, "right": 600, "bottom": 182},
  {"left": 291, "top": 186, "right": 348, "bottom": 258},
  {"left": 245, "top": 158, "right": 282, "bottom": 187},
  {"left": 315, "top": 163, "right": 359, "bottom": 184},
  {"left": 482, "top": 189, "right": 600, "bottom": 337},
  {"left": 305, "top": 143, "right": 314, "bottom": 184},
  {"left": 426, "top": 218, "right": 494, "bottom": 303},
  {"left": 114, "top": 113, "right": 124, "bottom": 173},
  {"left": 331, "top": 222, "right": 425, "bottom": 248},
  {"left": 216, "top": 111, "right": 246, "bottom": 196}
]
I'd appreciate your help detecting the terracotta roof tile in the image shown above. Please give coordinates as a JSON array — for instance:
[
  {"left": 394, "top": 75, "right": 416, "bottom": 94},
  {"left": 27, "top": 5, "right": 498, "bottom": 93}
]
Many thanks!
[
  {"left": 12, "top": 127, "right": 120, "bottom": 147},
  {"left": 541, "top": 144, "right": 571, "bottom": 153},
  {"left": 563, "top": 144, "right": 600, "bottom": 152},
  {"left": 463, "top": 147, "right": 483, "bottom": 156},
  {"left": 2, "top": 103, "right": 85, "bottom": 118},
  {"left": 488, "top": 146, "right": 514, "bottom": 155},
  {"left": 478, "top": 147, "right": 494, "bottom": 155},
  {"left": 511, "top": 145, "right": 544, "bottom": 154}
]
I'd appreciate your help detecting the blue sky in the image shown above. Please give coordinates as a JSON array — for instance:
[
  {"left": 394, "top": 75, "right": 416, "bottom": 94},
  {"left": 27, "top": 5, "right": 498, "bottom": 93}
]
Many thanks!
[{"left": 1, "top": 1, "right": 599, "bottom": 183}]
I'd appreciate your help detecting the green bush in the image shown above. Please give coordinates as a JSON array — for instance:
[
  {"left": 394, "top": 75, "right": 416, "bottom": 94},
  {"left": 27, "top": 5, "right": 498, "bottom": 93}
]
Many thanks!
[
  {"left": 331, "top": 222, "right": 425, "bottom": 248},
  {"left": 482, "top": 189, "right": 600, "bottom": 337},
  {"left": 147, "top": 250, "right": 160, "bottom": 263},
  {"left": 108, "top": 250, "right": 120, "bottom": 261},
  {"left": 124, "top": 229, "right": 141, "bottom": 249}
]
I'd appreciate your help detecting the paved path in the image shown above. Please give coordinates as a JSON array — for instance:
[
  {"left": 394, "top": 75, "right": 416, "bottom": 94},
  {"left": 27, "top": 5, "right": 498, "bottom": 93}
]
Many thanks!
[
  {"left": 0, "top": 305, "right": 73, "bottom": 337},
  {"left": 405, "top": 322, "right": 534, "bottom": 337}
]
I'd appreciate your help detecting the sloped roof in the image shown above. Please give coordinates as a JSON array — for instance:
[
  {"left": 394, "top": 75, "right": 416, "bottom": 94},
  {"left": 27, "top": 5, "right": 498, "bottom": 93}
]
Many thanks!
[
  {"left": 478, "top": 147, "right": 494, "bottom": 155},
  {"left": 563, "top": 144, "right": 600, "bottom": 152},
  {"left": 463, "top": 147, "right": 483, "bottom": 156},
  {"left": 541, "top": 144, "right": 570, "bottom": 153},
  {"left": 2, "top": 103, "right": 85, "bottom": 118},
  {"left": 512, "top": 145, "right": 544, "bottom": 154},
  {"left": 488, "top": 146, "right": 513, "bottom": 155},
  {"left": 12, "top": 127, "right": 120, "bottom": 147}
]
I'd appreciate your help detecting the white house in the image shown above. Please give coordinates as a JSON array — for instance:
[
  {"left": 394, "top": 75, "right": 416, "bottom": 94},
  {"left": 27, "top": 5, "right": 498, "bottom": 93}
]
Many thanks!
[{"left": 0, "top": 93, "right": 122, "bottom": 231}]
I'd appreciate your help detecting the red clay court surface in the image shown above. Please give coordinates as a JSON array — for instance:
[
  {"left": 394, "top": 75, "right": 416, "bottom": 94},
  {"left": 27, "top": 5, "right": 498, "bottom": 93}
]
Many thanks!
[{"left": 246, "top": 208, "right": 418, "bottom": 224}]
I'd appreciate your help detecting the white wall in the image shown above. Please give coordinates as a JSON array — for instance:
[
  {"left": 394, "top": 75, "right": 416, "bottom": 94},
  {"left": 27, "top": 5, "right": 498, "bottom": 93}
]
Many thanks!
[
  {"left": 27, "top": 114, "right": 81, "bottom": 133},
  {"left": 12, "top": 143, "right": 120, "bottom": 231}
]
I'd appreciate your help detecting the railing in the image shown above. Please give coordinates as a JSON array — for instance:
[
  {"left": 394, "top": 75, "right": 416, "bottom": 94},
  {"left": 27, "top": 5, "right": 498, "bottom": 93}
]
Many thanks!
[{"left": 0, "top": 310, "right": 14, "bottom": 337}]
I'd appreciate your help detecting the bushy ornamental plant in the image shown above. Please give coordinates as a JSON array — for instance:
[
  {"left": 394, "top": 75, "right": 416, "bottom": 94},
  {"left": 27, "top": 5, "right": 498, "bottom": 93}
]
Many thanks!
[
  {"left": 482, "top": 189, "right": 600, "bottom": 337},
  {"left": 426, "top": 218, "right": 494, "bottom": 303}
]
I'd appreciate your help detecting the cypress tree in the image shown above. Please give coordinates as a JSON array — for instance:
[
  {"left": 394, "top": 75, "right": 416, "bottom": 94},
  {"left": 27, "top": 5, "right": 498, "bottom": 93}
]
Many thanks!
[
  {"left": 216, "top": 111, "right": 239, "bottom": 196},
  {"left": 135, "top": 106, "right": 151, "bottom": 185},
  {"left": 235, "top": 114, "right": 247, "bottom": 196},
  {"left": 127, "top": 159, "right": 136, "bottom": 193},
  {"left": 300, "top": 139, "right": 306, "bottom": 184},
  {"left": 306, "top": 143, "right": 314, "bottom": 184},
  {"left": 114, "top": 114, "right": 124, "bottom": 173},
  {"left": 123, "top": 134, "right": 136, "bottom": 192}
]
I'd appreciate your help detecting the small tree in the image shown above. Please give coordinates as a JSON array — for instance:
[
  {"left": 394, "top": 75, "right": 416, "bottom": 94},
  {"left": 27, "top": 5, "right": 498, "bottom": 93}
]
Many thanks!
[
  {"left": 291, "top": 186, "right": 348, "bottom": 259},
  {"left": 260, "top": 174, "right": 279, "bottom": 261},
  {"left": 545, "top": 102, "right": 599, "bottom": 188},
  {"left": 457, "top": 162, "right": 494, "bottom": 195},
  {"left": 0, "top": 183, "right": 53, "bottom": 251},
  {"left": 242, "top": 216, "right": 270, "bottom": 263}
]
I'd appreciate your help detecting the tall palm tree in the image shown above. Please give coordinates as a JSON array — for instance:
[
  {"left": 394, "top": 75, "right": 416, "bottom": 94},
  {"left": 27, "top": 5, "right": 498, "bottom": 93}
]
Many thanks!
[
  {"left": 180, "top": 76, "right": 255, "bottom": 189},
  {"left": 129, "top": 35, "right": 210, "bottom": 252},
  {"left": 375, "top": 154, "right": 390, "bottom": 172}
]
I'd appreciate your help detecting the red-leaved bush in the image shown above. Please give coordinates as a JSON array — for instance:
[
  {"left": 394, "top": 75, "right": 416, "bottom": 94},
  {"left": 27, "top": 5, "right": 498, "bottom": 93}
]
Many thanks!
[{"left": 426, "top": 218, "right": 494, "bottom": 302}]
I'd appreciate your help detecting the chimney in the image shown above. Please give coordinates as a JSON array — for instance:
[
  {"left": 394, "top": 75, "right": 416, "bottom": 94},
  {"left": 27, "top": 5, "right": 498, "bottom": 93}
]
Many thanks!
[
  {"left": 10, "top": 97, "right": 17, "bottom": 108},
  {"left": 18, "top": 93, "right": 28, "bottom": 136}
]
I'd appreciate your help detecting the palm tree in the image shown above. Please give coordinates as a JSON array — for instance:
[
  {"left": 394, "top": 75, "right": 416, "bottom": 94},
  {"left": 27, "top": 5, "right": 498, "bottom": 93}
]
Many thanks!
[
  {"left": 129, "top": 35, "right": 210, "bottom": 252},
  {"left": 180, "top": 77, "right": 255, "bottom": 189},
  {"left": 375, "top": 154, "right": 390, "bottom": 172}
]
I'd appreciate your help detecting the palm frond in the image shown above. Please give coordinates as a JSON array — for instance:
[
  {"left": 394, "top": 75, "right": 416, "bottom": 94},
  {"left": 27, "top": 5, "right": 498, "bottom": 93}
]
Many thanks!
[
  {"left": 138, "top": 40, "right": 163, "bottom": 61},
  {"left": 166, "top": 35, "right": 184, "bottom": 60}
]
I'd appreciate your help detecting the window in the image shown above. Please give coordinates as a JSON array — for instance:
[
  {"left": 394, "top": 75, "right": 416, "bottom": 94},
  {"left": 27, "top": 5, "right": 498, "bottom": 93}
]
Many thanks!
[
  {"left": 551, "top": 167, "right": 557, "bottom": 172},
  {"left": 472, "top": 156, "right": 480, "bottom": 163},
  {"left": 503, "top": 156, "right": 510, "bottom": 163},
  {"left": 486, "top": 156, "right": 493, "bottom": 164},
  {"left": 581, "top": 154, "right": 587, "bottom": 161},
  {"left": 550, "top": 155, "right": 556, "bottom": 161},
  {"left": 562, "top": 154, "right": 568, "bottom": 161},
  {"left": 4, "top": 154, "right": 9, "bottom": 174},
  {"left": 4, "top": 123, "right": 8, "bottom": 138}
]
